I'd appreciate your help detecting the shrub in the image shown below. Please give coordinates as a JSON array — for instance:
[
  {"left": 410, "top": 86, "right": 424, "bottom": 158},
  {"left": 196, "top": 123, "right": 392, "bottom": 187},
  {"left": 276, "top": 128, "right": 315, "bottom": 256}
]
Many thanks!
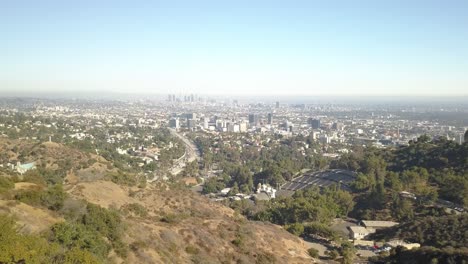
[
  {"left": 308, "top": 248, "right": 319, "bottom": 258},
  {"left": 81, "top": 203, "right": 128, "bottom": 257},
  {"left": 160, "top": 213, "right": 188, "bottom": 224},
  {"left": 0, "top": 177, "right": 14, "bottom": 191},
  {"left": 124, "top": 203, "right": 148, "bottom": 217},
  {"left": 49, "top": 222, "right": 110, "bottom": 259},
  {"left": 105, "top": 171, "right": 137, "bottom": 186},
  {"left": 15, "top": 184, "right": 67, "bottom": 211},
  {"left": 64, "top": 248, "right": 101, "bottom": 264},
  {"left": 185, "top": 245, "right": 200, "bottom": 254},
  {"left": 286, "top": 223, "right": 305, "bottom": 236},
  {"left": 41, "top": 184, "right": 67, "bottom": 210},
  {"left": 15, "top": 188, "right": 43, "bottom": 206}
]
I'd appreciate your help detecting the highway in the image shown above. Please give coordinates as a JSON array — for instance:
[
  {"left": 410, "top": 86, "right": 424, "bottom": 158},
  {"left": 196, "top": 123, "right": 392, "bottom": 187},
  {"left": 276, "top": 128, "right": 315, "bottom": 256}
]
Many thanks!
[{"left": 167, "top": 128, "right": 200, "bottom": 175}]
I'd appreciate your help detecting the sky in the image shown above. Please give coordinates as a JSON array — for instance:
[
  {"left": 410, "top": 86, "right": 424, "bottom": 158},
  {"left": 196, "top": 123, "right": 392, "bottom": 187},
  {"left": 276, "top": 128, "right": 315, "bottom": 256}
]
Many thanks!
[{"left": 1, "top": 0, "right": 468, "bottom": 96}]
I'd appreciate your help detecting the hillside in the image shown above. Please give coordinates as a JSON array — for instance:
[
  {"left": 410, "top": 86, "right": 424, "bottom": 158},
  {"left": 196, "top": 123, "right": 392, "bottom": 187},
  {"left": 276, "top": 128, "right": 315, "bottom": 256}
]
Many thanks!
[
  {"left": 0, "top": 140, "right": 315, "bottom": 263},
  {"left": 69, "top": 180, "right": 313, "bottom": 263}
]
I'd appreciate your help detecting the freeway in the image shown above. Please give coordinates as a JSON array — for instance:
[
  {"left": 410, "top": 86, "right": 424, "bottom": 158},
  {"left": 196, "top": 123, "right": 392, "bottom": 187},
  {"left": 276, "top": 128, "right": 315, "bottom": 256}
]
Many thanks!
[
  {"left": 147, "top": 128, "right": 201, "bottom": 182},
  {"left": 167, "top": 128, "right": 200, "bottom": 175}
]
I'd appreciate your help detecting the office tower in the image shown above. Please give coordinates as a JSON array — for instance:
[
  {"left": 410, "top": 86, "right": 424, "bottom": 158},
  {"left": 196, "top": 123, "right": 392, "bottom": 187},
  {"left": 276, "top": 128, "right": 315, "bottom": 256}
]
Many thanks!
[
  {"left": 308, "top": 118, "right": 320, "bottom": 129},
  {"left": 267, "top": 113, "right": 273, "bottom": 125},
  {"left": 248, "top": 114, "right": 259, "bottom": 125},
  {"left": 187, "top": 119, "right": 196, "bottom": 129},
  {"left": 169, "top": 118, "right": 180, "bottom": 129},
  {"left": 275, "top": 101, "right": 280, "bottom": 108},
  {"left": 332, "top": 122, "right": 344, "bottom": 130},
  {"left": 186, "top": 113, "right": 197, "bottom": 120}
]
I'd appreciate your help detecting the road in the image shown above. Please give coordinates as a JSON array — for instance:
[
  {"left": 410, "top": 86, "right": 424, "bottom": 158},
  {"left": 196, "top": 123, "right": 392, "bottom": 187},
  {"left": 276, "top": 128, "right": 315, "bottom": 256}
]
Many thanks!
[
  {"left": 168, "top": 128, "right": 200, "bottom": 176},
  {"left": 147, "top": 128, "right": 201, "bottom": 182}
]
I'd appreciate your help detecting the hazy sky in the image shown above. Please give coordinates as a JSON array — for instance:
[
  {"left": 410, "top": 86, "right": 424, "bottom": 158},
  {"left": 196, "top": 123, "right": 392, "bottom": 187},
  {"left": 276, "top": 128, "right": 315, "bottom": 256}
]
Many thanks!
[{"left": 1, "top": 0, "right": 468, "bottom": 96}]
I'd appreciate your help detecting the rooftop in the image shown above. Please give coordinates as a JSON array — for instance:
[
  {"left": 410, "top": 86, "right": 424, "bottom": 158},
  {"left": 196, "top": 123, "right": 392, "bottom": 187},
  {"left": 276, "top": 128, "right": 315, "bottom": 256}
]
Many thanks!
[
  {"left": 361, "top": 220, "right": 399, "bottom": 228},
  {"left": 349, "top": 226, "right": 370, "bottom": 234}
]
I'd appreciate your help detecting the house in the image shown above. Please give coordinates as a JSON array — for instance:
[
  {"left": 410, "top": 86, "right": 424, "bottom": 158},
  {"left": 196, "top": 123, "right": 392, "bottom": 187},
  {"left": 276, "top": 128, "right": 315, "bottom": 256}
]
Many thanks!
[
  {"left": 220, "top": 188, "right": 231, "bottom": 196},
  {"left": 386, "top": 240, "right": 421, "bottom": 250},
  {"left": 361, "top": 220, "right": 399, "bottom": 229},
  {"left": 348, "top": 226, "right": 372, "bottom": 240},
  {"left": 16, "top": 162, "right": 36, "bottom": 175},
  {"left": 252, "top": 192, "right": 270, "bottom": 201}
]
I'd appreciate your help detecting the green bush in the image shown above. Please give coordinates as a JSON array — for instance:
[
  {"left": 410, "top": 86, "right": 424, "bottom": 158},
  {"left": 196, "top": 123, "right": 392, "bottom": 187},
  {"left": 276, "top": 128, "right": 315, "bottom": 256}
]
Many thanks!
[
  {"left": 160, "top": 213, "right": 189, "bottom": 224},
  {"left": 64, "top": 248, "right": 100, "bottom": 264},
  {"left": 14, "top": 184, "right": 67, "bottom": 211},
  {"left": 82, "top": 203, "right": 128, "bottom": 257},
  {"left": 0, "top": 177, "right": 14, "bottom": 196},
  {"left": 286, "top": 223, "right": 305, "bottom": 236},
  {"left": 0, "top": 177, "right": 14, "bottom": 190},
  {"left": 304, "top": 222, "right": 339, "bottom": 241},
  {"left": 185, "top": 245, "right": 200, "bottom": 254},
  {"left": 41, "top": 184, "right": 67, "bottom": 210},
  {"left": 308, "top": 248, "right": 319, "bottom": 258},
  {"left": 49, "top": 222, "right": 110, "bottom": 259},
  {"left": 15, "top": 188, "right": 43, "bottom": 206},
  {"left": 82, "top": 203, "right": 123, "bottom": 241},
  {"left": 0, "top": 214, "right": 99, "bottom": 264},
  {"left": 0, "top": 214, "right": 58, "bottom": 263},
  {"left": 105, "top": 171, "right": 138, "bottom": 186},
  {"left": 124, "top": 203, "right": 148, "bottom": 217}
]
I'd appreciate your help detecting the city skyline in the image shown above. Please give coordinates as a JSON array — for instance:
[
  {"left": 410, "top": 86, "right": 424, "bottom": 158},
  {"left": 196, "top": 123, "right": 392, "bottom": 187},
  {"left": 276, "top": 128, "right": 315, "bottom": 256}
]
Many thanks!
[{"left": 1, "top": 1, "right": 468, "bottom": 96}]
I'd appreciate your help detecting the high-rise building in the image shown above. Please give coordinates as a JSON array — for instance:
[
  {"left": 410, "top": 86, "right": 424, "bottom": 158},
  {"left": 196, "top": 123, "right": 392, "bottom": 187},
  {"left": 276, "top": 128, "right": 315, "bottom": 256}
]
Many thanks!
[
  {"left": 169, "top": 118, "right": 180, "bottom": 129},
  {"left": 187, "top": 119, "right": 196, "bottom": 129},
  {"left": 267, "top": 113, "right": 273, "bottom": 125},
  {"left": 275, "top": 101, "right": 280, "bottom": 108},
  {"left": 172, "top": 94, "right": 176, "bottom": 101},
  {"left": 202, "top": 117, "right": 209, "bottom": 129},
  {"left": 186, "top": 113, "right": 197, "bottom": 120},
  {"left": 308, "top": 118, "right": 320, "bottom": 129},
  {"left": 248, "top": 114, "right": 259, "bottom": 126},
  {"left": 332, "top": 122, "right": 344, "bottom": 130},
  {"left": 464, "top": 130, "right": 468, "bottom": 143},
  {"left": 167, "top": 94, "right": 172, "bottom": 102}
]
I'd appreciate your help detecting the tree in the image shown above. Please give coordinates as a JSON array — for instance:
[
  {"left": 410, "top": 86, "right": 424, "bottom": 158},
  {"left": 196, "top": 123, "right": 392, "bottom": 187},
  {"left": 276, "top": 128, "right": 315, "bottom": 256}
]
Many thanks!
[
  {"left": 228, "top": 182, "right": 239, "bottom": 196},
  {"left": 340, "top": 241, "right": 356, "bottom": 264},
  {"left": 42, "top": 184, "right": 67, "bottom": 211},
  {"left": 286, "top": 223, "right": 305, "bottom": 236}
]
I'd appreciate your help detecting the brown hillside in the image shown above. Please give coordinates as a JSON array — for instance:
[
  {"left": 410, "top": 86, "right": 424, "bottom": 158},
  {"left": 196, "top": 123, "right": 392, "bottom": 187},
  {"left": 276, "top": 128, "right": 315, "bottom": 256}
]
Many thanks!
[
  {"left": 69, "top": 181, "right": 316, "bottom": 263},
  {"left": 0, "top": 200, "right": 63, "bottom": 233}
]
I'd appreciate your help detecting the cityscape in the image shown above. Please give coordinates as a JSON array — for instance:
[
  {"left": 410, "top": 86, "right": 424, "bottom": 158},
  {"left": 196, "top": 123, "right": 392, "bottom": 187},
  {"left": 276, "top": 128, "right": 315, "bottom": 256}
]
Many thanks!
[
  {"left": 1, "top": 1, "right": 468, "bottom": 264},
  {"left": 0, "top": 95, "right": 466, "bottom": 263}
]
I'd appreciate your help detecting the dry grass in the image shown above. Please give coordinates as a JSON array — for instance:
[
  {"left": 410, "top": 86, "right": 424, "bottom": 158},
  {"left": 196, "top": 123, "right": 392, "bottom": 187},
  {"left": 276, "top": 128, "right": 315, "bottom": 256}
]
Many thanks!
[{"left": 0, "top": 200, "right": 63, "bottom": 233}]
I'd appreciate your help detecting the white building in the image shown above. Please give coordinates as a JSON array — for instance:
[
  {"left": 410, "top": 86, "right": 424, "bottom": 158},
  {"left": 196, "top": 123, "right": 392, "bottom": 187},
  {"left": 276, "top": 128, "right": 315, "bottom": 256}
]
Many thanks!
[{"left": 348, "top": 226, "right": 372, "bottom": 240}]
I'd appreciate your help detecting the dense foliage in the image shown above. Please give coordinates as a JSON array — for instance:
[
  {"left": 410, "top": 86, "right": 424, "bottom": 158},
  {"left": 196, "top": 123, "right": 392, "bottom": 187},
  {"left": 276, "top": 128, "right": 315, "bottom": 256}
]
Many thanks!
[
  {"left": 254, "top": 186, "right": 354, "bottom": 225},
  {"left": 0, "top": 214, "right": 100, "bottom": 264},
  {"left": 379, "top": 246, "right": 468, "bottom": 264},
  {"left": 195, "top": 133, "right": 328, "bottom": 192},
  {"left": 372, "top": 214, "right": 468, "bottom": 248}
]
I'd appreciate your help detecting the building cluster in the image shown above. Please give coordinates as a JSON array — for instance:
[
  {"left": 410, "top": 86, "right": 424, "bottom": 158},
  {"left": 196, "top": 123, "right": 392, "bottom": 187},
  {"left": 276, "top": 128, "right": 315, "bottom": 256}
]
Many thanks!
[
  {"left": 164, "top": 99, "right": 467, "bottom": 152},
  {"left": 348, "top": 220, "right": 421, "bottom": 252}
]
